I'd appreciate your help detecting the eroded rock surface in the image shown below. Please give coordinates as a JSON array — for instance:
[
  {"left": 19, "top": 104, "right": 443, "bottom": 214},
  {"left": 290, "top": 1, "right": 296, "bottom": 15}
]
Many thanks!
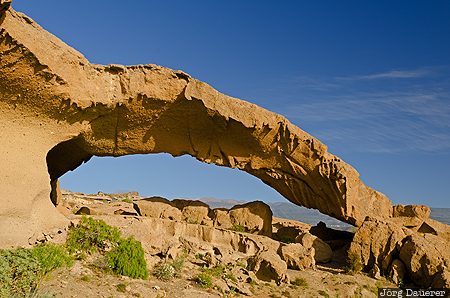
[
  {"left": 349, "top": 217, "right": 450, "bottom": 288},
  {"left": 134, "top": 197, "right": 182, "bottom": 220},
  {"left": 0, "top": 3, "right": 396, "bottom": 246}
]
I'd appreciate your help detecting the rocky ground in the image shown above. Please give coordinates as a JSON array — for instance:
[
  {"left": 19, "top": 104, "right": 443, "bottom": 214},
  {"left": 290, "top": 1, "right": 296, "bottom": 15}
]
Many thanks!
[
  {"left": 37, "top": 258, "right": 392, "bottom": 298},
  {"left": 31, "top": 190, "right": 403, "bottom": 298}
]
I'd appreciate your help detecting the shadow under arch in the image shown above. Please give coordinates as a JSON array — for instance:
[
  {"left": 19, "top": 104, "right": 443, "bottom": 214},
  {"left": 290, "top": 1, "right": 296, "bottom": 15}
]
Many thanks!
[{"left": 46, "top": 137, "right": 93, "bottom": 205}]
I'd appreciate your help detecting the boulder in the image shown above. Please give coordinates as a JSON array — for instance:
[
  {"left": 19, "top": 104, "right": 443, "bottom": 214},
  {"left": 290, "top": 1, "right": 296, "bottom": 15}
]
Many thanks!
[
  {"left": 390, "top": 216, "right": 450, "bottom": 243},
  {"left": 278, "top": 243, "right": 315, "bottom": 270},
  {"left": 393, "top": 204, "right": 430, "bottom": 219},
  {"left": 210, "top": 208, "right": 232, "bottom": 229},
  {"left": 349, "top": 217, "right": 407, "bottom": 272},
  {"left": 399, "top": 233, "right": 450, "bottom": 287},
  {"left": 171, "top": 199, "right": 211, "bottom": 225},
  {"left": 419, "top": 219, "right": 450, "bottom": 241},
  {"left": 247, "top": 250, "right": 287, "bottom": 284},
  {"left": 75, "top": 206, "right": 91, "bottom": 215},
  {"left": 295, "top": 232, "right": 332, "bottom": 263},
  {"left": 133, "top": 197, "right": 182, "bottom": 220},
  {"left": 275, "top": 226, "right": 302, "bottom": 243},
  {"left": 229, "top": 201, "right": 273, "bottom": 237}
]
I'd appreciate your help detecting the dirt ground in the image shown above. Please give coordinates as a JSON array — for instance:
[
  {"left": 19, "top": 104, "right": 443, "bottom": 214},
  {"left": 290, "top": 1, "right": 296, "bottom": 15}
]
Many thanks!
[{"left": 37, "top": 258, "right": 394, "bottom": 298}]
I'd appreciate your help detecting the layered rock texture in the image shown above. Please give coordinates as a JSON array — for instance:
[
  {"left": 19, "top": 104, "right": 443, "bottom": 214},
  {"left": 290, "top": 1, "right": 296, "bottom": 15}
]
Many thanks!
[
  {"left": 349, "top": 206, "right": 450, "bottom": 288},
  {"left": 0, "top": 2, "right": 395, "bottom": 246}
]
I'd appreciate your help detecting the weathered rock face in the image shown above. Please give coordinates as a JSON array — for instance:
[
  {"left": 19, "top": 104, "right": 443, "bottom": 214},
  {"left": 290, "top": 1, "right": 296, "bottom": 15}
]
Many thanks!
[
  {"left": 210, "top": 208, "right": 233, "bottom": 229},
  {"left": 349, "top": 217, "right": 408, "bottom": 273},
  {"left": 389, "top": 259, "right": 406, "bottom": 285},
  {"left": 399, "top": 234, "right": 450, "bottom": 287},
  {"left": 393, "top": 204, "right": 430, "bottom": 219},
  {"left": 171, "top": 199, "right": 211, "bottom": 225},
  {"left": 0, "top": 4, "right": 394, "bottom": 246},
  {"left": 295, "top": 232, "right": 333, "bottom": 263},
  {"left": 247, "top": 251, "right": 288, "bottom": 284},
  {"left": 278, "top": 243, "right": 315, "bottom": 270},
  {"left": 349, "top": 217, "right": 450, "bottom": 288},
  {"left": 229, "top": 201, "right": 273, "bottom": 237},
  {"left": 133, "top": 197, "right": 182, "bottom": 220}
]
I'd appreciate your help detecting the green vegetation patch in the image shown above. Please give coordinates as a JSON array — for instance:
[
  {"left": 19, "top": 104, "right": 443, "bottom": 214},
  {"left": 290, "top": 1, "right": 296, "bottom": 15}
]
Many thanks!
[
  {"left": 0, "top": 243, "right": 73, "bottom": 298},
  {"left": 290, "top": 277, "right": 308, "bottom": 287},
  {"left": 32, "top": 243, "right": 74, "bottom": 275},
  {"left": 106, "top": 237, "right": 148, "bottom": 279},
  {"left": 152, "top": 254, "right": 186, "bottom": 281},
  {"left": 345, "top": 252, "right": 363, "bottom": 274},
  {"left": 1, "top": 216, "right": 149, "bottom": 297},
  {"left": 231, "top": 224, "right": 246, "bottom": 233},
  {"left": 66, "top": 216, "right": 121, "bottom": 257},
  {"left": 202, "top": 264, "right": 225, "bottom": 277},
  {"left": 195, "top": 272, "right": 213, "bottom": 288}
]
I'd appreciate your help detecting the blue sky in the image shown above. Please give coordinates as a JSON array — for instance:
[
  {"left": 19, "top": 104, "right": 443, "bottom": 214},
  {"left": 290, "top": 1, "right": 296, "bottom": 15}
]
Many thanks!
[{"left": 13, "top": 1, "right": 450, "bottom": 207}]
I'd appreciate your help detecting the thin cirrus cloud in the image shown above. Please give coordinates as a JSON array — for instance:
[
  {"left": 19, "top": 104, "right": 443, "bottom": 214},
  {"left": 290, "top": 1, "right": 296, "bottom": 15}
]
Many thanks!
[
  {"left": 339, "top": 68, "right": 432, "bottom": 80},
  {"left": 269, "top": 68, "right": 450, "bottom": 154}
]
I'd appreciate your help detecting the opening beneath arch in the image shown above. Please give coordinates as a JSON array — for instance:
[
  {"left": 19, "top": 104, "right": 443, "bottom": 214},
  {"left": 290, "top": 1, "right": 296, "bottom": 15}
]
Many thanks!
[
  {"left": 46, "top": 139, "right": 351, "bottom": 230},
  {"left": 46, "top": 137, "right": 93, "bottom": 206}
]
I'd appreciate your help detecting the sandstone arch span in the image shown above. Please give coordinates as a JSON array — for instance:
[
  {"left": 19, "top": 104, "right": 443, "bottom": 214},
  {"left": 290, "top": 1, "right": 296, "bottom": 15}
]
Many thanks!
[{"left": 0, "top": 4, "right": 392, "bottom": 247}]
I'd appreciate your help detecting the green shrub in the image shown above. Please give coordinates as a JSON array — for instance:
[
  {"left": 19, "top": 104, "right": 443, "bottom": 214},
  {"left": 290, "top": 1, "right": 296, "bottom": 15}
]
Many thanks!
[
  {"left": 31, "top": 243, "right": 74, "bottom": 275},
  {"left": 0, "top": 248, "right": 42, "bottom": 297},
  {"left": 290, "top": 277, "right": 308, "bottom": 287},
  {"left": 203, "top": 264, "right": 225, "bottom": 277},
  {"left": 170, "top": 255, "right": 185, "bottom": 273},
  {"left": 66, "top": 216, "right": 121, "bottom": 256},
  {"left": 231, "top": 224, "right": 246, "bottom": 233},
  {"left": 195, "top": 253, "right": 205, "bottom": 260},
  {"left": 116, "top": 283, "right": 127, "bottom": 293},
  {"left": 0, "top": 243, "right": 74, "bottom": 297},
  {"left": 106, "top": 237, "right": 148, "bottom": 279},
  {"left": 153, "top": 262, "right": 176, "bottom": 281},
  {"left": 152, "top": 254, "right": 186, "bottom": 281},
  {"left": 121, "top": 198, "right": 133, "bottom": 204},
  {"left": 224, "top": 272, "right": 237, "bottom": 283},
  {"left": 195, "top": 272, "right": 213, "bottom": 288},
  {"left": 80, "top": 275, "right": 92, "bottom": 282},
  {"left": 346, "top": 252, "right": 363, "bottom": 274}
]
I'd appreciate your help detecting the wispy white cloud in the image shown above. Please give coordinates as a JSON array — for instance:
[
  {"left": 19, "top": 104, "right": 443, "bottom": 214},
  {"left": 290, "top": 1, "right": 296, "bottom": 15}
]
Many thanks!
[
  {"left": 341, "top": 69, "right": 431, "bottom": 80},
  {"left": 267, "top": 68, "right": 450, "bottom": 154}
]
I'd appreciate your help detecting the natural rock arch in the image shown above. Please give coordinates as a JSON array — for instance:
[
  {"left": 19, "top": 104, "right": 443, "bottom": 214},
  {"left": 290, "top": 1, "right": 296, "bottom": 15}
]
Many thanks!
[{"left": 0, "top": 4, "right": 392, "bottom": 247}]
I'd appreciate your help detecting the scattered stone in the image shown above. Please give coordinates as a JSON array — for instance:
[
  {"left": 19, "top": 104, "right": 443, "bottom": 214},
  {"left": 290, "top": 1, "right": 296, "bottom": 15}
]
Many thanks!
[
  {"left": 247, "top": 251, "right": 288, "bottom": 284},
  {"left": 295, "top": 232, "right": 332, "bottom": 263},
  {"left": 275, "top": 226, "right": 301, "bottom": 243},
  {"left": 213, "top": 279, "right": 230, "bottom": 293},
  {"left": 278, "top": 243, "right": 315, "bottom": 270}
]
